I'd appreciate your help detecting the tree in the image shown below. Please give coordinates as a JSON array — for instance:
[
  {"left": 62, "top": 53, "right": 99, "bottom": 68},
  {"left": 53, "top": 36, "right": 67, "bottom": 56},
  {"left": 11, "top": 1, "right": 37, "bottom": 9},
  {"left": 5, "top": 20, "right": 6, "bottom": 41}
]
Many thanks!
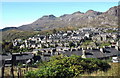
[
  {"left": 2, "top": 41, "right": 14, "bottom": 53},
  {"left": 69, "top": 42, "right": 76, "bottom": 48},
  {"left": 53, "top": 29, "right": 57, "bottom": 34}
]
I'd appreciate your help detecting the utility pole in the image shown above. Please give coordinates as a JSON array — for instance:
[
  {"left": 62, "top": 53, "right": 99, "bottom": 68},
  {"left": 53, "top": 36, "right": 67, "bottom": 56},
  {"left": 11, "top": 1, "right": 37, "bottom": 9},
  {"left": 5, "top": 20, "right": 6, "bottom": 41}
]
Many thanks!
[
  {"left": 11, "top": 54, "right": 15, "bottom": 78},
  {"left": 1, "top": 60, "right": 5, "bottom": 78}
]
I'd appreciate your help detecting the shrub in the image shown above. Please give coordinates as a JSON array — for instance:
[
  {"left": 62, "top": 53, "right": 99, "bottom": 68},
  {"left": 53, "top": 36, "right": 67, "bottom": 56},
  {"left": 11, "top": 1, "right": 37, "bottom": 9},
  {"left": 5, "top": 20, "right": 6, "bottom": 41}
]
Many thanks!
[{"left": 25, "top": 55, "right": 111, "bottom": 78}]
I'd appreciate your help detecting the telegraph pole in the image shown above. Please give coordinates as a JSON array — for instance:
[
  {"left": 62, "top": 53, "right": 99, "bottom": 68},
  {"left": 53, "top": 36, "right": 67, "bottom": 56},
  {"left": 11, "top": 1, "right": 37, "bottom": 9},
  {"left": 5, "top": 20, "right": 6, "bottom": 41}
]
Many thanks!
[
  {"left": 11, "top": 54, "right": 15, "bottom": 78},
  {"left": 1, "top": 60, "right": 5, "bottom": 78}
]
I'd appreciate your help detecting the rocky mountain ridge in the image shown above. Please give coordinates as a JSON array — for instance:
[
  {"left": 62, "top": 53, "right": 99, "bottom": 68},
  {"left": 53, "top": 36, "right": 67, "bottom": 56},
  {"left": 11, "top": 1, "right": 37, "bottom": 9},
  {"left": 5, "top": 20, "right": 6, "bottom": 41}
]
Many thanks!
[{"left": 2, "top": 5, "right": 119, "bottom": 31}]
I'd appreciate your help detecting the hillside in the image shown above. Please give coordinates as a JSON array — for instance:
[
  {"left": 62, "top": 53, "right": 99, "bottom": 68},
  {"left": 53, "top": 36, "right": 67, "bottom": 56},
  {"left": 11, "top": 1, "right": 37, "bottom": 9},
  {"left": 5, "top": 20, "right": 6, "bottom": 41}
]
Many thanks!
[
  {"left": 1, "top": 30, "right": 38, "bottom": 41},
  {"left": 1, "top": 26, "right": 77, "bottom": 41}
]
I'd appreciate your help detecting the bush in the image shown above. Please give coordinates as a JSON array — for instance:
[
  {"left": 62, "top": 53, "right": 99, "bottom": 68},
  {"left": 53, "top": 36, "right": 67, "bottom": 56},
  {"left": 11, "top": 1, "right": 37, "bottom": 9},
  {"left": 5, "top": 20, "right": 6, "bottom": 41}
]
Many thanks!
[{"left": 25, "top": 55, "right": 111, "bottom": 78}]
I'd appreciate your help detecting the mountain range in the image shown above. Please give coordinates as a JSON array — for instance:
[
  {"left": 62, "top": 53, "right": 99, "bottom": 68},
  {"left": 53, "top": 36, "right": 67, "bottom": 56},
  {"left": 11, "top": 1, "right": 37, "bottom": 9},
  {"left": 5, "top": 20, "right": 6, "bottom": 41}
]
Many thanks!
[
  {"left": 1, "top": 5, "right": 119, "bottom": 31},
  {"left": 1, "top": 5, "right": 120, "bottom": 41}
]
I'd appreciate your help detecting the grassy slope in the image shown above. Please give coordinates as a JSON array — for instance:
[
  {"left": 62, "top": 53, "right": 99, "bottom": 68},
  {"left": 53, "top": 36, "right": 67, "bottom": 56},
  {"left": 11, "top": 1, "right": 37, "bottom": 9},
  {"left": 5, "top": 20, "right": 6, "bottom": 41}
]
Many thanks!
[
  {"left": 2, "top": 29, "right": 38, "bottom": 41},
  {"left": 79, "top": 63, "right": 120, "bottom": 77}
]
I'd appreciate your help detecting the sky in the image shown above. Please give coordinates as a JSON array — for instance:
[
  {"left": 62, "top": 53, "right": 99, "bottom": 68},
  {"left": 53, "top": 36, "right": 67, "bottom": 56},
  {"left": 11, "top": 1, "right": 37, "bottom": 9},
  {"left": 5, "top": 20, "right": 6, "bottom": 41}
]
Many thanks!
[
  {"left": 1, "top": 0, "right": 120, "bottom": 2},
  {"left": 0, "top": 1, "right": 119, "bottom": 29}
]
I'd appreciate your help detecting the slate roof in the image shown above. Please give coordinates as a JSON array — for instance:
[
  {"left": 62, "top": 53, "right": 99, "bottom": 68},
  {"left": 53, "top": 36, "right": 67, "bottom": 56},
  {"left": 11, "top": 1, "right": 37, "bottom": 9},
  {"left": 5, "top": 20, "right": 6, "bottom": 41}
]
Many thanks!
[
  {"left": 15, "top": 53, "right": 34, "bottom": 60},
  {"left": 0, "top": 52, "right": 34, "bottom": 61},
  {"left": 61, "top": 48, "right": 120, "bottom": 59},
  {"left": 104, "top": 47, "right": 120, "bottom": 57},
  {"left": 61, "top": 51, "right": 82, "bottom": 57},
  {"left": 1, "top": 54, "right": 12, "bottom": 60}
]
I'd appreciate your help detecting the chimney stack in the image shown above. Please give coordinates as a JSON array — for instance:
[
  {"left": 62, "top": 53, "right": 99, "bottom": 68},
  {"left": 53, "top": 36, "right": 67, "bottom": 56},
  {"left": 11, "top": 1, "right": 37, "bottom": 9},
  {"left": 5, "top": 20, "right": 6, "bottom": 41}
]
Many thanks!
[
  {"left": 51, "top": 51, "right": 53, "bottom": 56},
  {"left": 81, "top": 50, "right": 86, "bottom": 58},
  {"left": 82, "top": 47, "right": 84, "bottom": 50},
  {"left": 115, "top": 46, "right": 119, "bottom": 51},
  {"left": 100, "top": 48, "right": 104, "bottom": 53},
  {"left": 97, "top": 47, "right": 100, "bottom": 49},
  {"left": 116, "top": 41, "right": 120, "bottom": 47},
  {"left": 87, "top": 47, "right": 90, "bottom": 50},
  {"left": 109, "top": 45, "right": 112, "bottom": 48},
  {"left": 90, "top": 47, "right": 93, "bottom": 50}
]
